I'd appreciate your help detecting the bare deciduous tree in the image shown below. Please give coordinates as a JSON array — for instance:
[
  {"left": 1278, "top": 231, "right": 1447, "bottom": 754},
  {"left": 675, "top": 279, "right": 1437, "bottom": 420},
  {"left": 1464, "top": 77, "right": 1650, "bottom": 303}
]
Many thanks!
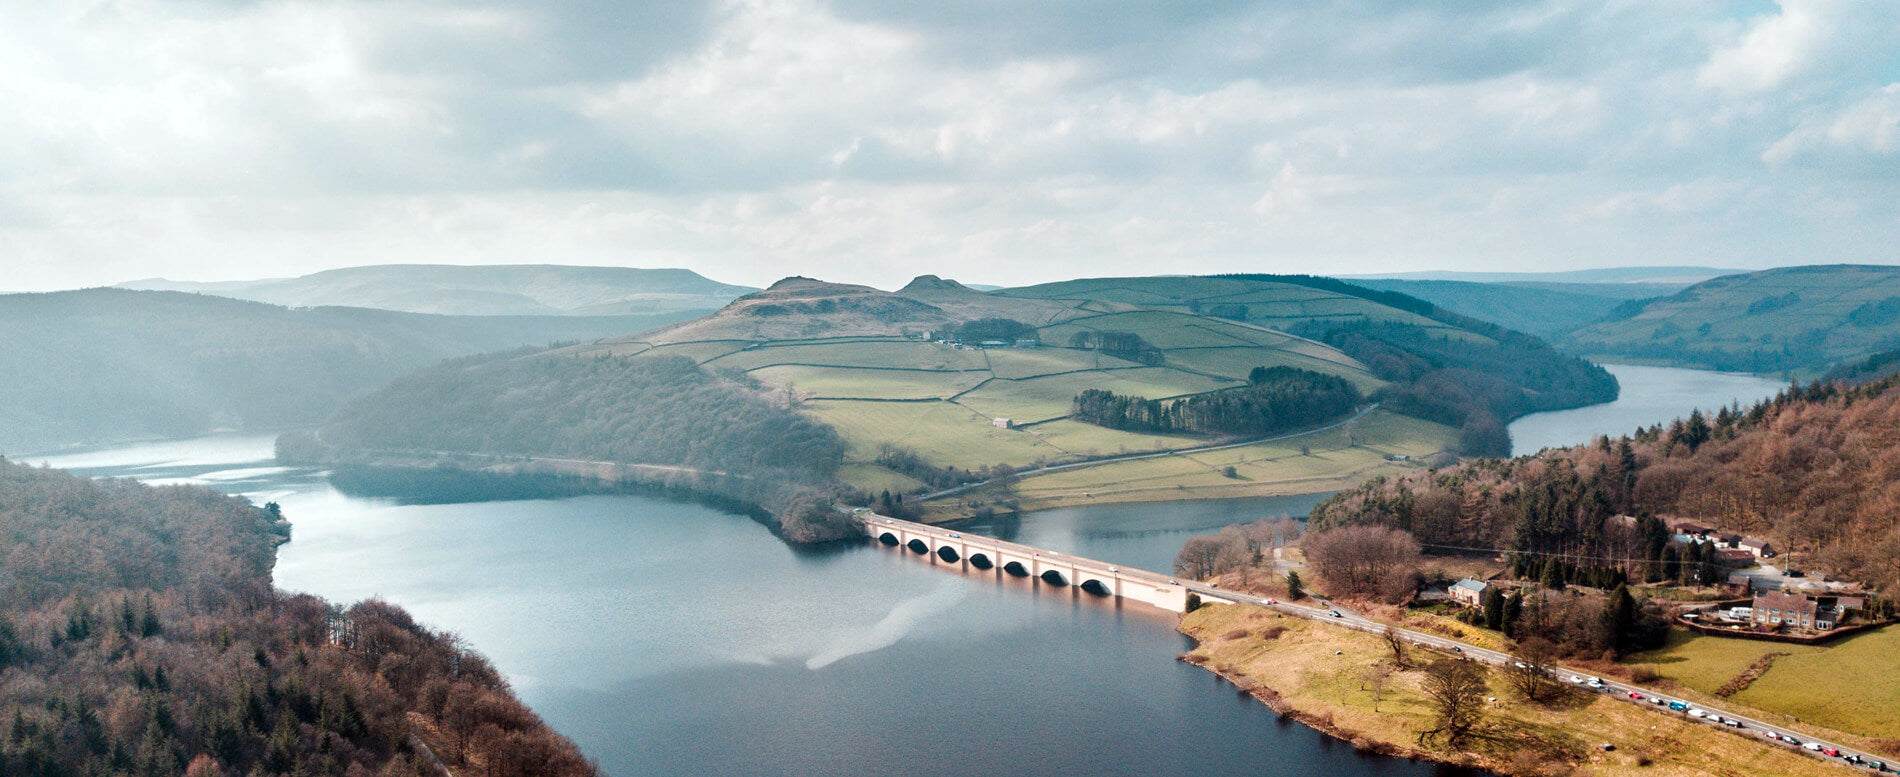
[
  {"left": 1418, "top": 658, "right": 1489, "bottom": 749},
  {"left": 1381, "top": 624, "right": 1409, "bottom": 668},
  {"left": 1302, "top": 524, "right": 1423, "bottom": 599},
  {"left": 1506, "top": 636, "right": 1564, "bottom": 703}
]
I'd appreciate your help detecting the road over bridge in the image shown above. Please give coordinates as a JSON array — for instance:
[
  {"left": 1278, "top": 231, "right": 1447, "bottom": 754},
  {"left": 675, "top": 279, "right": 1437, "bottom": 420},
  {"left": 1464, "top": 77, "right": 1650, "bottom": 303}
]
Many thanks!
[{"left": 859, "top": 512, "right": 1883, "bottom": 772}]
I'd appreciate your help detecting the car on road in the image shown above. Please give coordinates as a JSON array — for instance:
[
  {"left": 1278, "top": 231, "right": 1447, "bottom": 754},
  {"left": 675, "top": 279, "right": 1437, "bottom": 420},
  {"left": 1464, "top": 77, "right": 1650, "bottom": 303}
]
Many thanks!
[
  {"left": 1513, "top": 662, "right": 1527, "bottom": 669},
  {"left": 1627, "top": 691, "right": 1643, "bottom": 700},
  {"left": 1784, "top": 738, "right": 1802, "bottom": 747},
  {"left": 1569, "top": 675, "right": 1585, "bottom": 684},
  {"left": 1266, "top": 598, "right": 1277, "bottom": 605},
  {"left": 1667, "top": 701, "right": 1689, "bottom": 711},
  {"left": 1805, "top": 742, "right": 1824, "bottom": 752},
  {"left": 1168, "top": 579, "right": 1179, "bottom": 585},
  {"left": 1451, "top": 646, "right": 1463, "bottom": 653},
  {"left": 1689, "top": 709, "right": 1707, "bottom": 718},
  {"left": 1649, "top": 697, "right": 1666, "bottom": 705},
  {"left": 1328, "top": 610, "right": 1343, "bottom": 618},
  {"left": 948, "top": 533, "right": 960, "bottom": 538},
  {"left": 1824, "top": 748, "right": 1840, "bottom": 757},
  {"left": 1108, "top": 566, "right": 1118, "bottom": 572}
]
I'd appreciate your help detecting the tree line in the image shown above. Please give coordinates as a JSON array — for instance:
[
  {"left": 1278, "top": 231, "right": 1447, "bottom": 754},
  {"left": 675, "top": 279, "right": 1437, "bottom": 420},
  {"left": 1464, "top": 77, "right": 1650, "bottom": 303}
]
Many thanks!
[
  {"left": 0, "top": 458, "right": 597, "bottom": 777},
  {"left": 1071, "top": 366, "right": 1361, "bottom": 437}
]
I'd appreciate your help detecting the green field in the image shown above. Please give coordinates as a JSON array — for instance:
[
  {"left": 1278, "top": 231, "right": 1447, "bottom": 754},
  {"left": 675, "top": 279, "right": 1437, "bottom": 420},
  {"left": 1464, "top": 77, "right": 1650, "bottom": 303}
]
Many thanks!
[
  {"left": 925, "top": 409, "right": 1457, "bottom": 519},
  {"left": 1632, "top": 625, "right": 1900, "bottom": 740}
]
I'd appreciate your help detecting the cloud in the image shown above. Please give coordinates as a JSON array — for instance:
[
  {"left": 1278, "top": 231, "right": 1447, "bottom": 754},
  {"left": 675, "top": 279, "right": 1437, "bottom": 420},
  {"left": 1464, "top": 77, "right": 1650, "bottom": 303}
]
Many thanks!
[{"left": 0, "top": 0, "right": 1897, "bottom": 291}]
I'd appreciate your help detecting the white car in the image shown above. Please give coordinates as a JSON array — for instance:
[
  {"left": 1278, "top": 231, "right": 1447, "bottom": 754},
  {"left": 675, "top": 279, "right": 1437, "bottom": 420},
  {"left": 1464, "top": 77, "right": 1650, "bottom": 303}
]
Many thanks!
[
  {"left": 1689, "top": 709, "right": 1707, "bottom": 719},
  {"left": 1804, "top": 742, "right": 1824, "bottom": 752},
  {"left": 1569, "top": 675, "right": 1585, "bottom": 684}
]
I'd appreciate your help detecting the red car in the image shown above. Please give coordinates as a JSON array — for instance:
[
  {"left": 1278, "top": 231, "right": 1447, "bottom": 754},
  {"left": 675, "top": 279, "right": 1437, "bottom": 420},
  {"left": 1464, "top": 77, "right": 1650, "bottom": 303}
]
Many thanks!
[
  {"left": 1627, "top": 692, "right": 1643, "bottom": 700},
  {"left": 1823, "top": 748, "right": 1841, "bottom": 757}
]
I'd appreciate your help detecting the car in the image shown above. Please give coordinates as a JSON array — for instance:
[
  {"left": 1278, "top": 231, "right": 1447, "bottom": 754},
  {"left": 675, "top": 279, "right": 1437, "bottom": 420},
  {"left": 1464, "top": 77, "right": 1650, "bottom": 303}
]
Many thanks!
[
  {"left": 1765, "top": 732, "right": 1781, "bottom": 741},
  {"left": 1667, "top": 701, "right": 1689, "bottom": 711},
  {"left": 948, "top": 533, "right": 960, "bottom": 538},
  {"left": 1329, "top": 610, "right": 1343, "bottom": 618},
  {"left": 1451, "top": 646, "right": 1464, "bottom": 653},
  {"left": 1513, "top": 662, "right": 1527, "bottom": 669},
  {"left": 1727, "top": 720, "right": 1744, "bottom": 729},
  {"left": 1805, "top": 743, "right": 1824, "bottom": 752},
  {"left": 1570, "top": 675, "right": 1585, "bottom": 684},
  {"left": 1108, "top": 566, "right": 1118, "bottom": 572},
  {"left": 1650, "top": 697, "right": 1666, "bottom": 705},
  {"left": 1785, "top": 738, "right": 1802, "bottom": 747},
  {"left": 1865, "top": 759, "right": 1883, "bottom": 770},
  {"left": 1266, "top": 598, "right": 1277, "bottom": 605},
  {"left": 1689, "top": 709, "right": 1707, "bottom": 718},
  {"left": 1824, "top": 748, "right": 1841, "bottom": 757},
  {"left": 1627, "top": 691, "right": 1644, "bottom": 700},
  {"left": 1168, "top": 579, "right": 1180, "bottom": 585}
]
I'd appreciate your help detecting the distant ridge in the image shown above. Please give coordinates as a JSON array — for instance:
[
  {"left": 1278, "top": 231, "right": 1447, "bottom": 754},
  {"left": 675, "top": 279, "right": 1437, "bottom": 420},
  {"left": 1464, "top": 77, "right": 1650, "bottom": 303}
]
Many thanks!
[
  {"left": 1343, "top": 266, "right": 1744, "bottom": 286},
  {"left": 118, "top": 263, "right": 755, "bottom": 317}
]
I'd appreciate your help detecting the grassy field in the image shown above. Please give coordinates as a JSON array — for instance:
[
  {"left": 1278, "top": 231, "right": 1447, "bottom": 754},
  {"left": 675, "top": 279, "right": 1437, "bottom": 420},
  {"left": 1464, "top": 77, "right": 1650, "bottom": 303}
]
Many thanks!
[
  {"left": 750, "top": 365, "right": 988, "bottom": 399},
  {"left": 1631, "top": 625, "right": 1900, "bottom": 741},
  {"left": 922, "top": 409, "right": 1456, "bottom": 519},
  {"left": 953, "top": 367, "right": 1240, "bottom": 423},
  {"left": 1183, "top": 604, "right": 1847, "bottom": 777},
  {"left": 802, "top": 400, "right": 1065, "bottom": 471}
]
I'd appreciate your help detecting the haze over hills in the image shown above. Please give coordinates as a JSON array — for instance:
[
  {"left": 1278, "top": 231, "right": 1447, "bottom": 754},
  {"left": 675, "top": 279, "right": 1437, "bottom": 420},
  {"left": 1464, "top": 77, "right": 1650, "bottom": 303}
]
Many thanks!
[
  {"left": 0, "top": 288, "right": 699, "bottom": 453},
  {"left": 1564, "top": 265, "right": 1900, "bottom": 376},
  {"left": 1323, "top": 278, "right": 1632, "bottom": 339},
  {"left": 119, "top": 263, "right": 755, "bottom": 317}
]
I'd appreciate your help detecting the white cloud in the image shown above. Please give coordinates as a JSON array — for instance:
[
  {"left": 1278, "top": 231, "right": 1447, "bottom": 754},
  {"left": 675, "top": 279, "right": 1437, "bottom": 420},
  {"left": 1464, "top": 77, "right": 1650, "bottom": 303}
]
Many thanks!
[
  {"left": 1764, "top": 83, "right": 1900, "bottom": 169},
  {"left": 1698, "top": 0, "right": 1836, "bottom": 96}
]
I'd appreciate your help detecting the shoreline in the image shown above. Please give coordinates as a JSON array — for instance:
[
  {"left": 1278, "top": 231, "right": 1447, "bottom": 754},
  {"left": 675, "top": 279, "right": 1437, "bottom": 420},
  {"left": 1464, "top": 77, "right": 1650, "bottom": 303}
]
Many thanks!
[{"left": 1175, "top": 603, "right": 1853, "bottom": 777}]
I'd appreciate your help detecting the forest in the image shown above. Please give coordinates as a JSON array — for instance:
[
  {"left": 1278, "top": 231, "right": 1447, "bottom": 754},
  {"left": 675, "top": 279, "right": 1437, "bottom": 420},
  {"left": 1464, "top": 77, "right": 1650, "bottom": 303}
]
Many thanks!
[
  {"left": 305, "top": 352, "right": 858, "bottom": 542},
  {"left": 1069, "top": 366, "right": 1361, "bottom": 436},
  {"left": 1309, "top": 375, "right": 1900, "bottom": 597},
  {"left": 0, "top": 458, "right": 595, "bottom": 777},
  {"left": 1290, "top": 316, "right": 1619, "bottom": 456}
]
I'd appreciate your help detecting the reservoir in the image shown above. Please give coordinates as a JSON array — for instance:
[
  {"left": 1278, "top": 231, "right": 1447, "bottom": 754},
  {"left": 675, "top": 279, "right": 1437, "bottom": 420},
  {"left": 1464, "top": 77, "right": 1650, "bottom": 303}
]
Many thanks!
[
  {"left": 32, "top": 436, "right": 1478, "bottom": 777},
  {"left": 1507, "top": 363, "right": 1788, "bottom": 456}
]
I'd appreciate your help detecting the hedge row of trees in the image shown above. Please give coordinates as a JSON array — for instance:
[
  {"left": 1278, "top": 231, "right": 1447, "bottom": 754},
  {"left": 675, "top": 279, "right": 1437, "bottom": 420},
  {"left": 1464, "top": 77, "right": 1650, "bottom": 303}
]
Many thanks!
[
  {"left": 1066, "top": 330, "right": 1165, "bottom": 365},
  {"left": 0, "top": 458, "right": 597, "bottom": 777},
  {"left": 1071, "top": 366, "right": 1361, "bottom": 437}
]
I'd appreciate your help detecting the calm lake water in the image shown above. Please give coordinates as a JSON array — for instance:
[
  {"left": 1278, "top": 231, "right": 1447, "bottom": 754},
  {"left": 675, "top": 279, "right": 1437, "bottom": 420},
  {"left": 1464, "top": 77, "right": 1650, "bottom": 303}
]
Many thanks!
[
  {"left": 1507, "top": 363, "right": 1788, "bottom": 455},
  {"left": 30, "top": 436, "right": 1477, "bottom": 777}
]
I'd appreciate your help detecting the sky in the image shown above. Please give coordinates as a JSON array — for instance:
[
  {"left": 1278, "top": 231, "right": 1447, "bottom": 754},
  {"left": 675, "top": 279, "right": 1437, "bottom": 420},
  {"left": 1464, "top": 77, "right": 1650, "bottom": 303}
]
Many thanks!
[{"left": 0, "top": 0, "right": 1896, "bottom": 292}]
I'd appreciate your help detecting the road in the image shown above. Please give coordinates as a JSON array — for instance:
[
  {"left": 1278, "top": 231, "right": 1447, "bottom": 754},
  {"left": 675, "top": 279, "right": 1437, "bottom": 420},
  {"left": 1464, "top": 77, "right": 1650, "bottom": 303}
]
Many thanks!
[
  {"left": 921, "top": 403, "right": 1383, "bottom": 501},
  {"left": 874, "top": 516, "right": 1886, "bottom": 772}
]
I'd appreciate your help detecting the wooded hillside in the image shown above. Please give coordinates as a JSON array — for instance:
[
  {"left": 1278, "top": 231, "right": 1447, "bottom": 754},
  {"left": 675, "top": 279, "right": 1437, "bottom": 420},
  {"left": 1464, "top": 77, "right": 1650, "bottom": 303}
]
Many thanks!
[
  {"left": 308, "top": 352, "right": 856, "bottom": 541},
  {"left": 0, "top": 458, "right": 596, "bottom": 777},
  {"left": 1310, "top": 376, "right": 1900, "bottom": 596}
]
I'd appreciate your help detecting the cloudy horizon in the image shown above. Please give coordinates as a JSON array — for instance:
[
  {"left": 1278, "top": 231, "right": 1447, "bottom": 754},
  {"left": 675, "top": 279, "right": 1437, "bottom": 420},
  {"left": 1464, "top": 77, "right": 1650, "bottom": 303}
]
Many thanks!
[{"left": 2, "top": 0, "right": 1897, "bottom": 293}]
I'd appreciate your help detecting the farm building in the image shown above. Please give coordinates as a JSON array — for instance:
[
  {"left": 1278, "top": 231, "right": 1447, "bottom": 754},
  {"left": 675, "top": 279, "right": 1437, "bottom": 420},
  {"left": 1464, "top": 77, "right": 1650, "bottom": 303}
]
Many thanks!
[
  {"left": 1752, "top": 591, "right": 1838, "bottom": 631},
  {"left": 1449, "top": 578, "right": 1488, "bottom": 606}
]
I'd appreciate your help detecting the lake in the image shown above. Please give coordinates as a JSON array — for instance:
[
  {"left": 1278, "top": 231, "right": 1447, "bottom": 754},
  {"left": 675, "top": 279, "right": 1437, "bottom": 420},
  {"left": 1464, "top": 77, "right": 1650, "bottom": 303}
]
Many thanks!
[
  {"left": 25, "top": 363, "right": 1771, "bottom": 775},
  {"left": 31, "top": 436, "right": 1477, "bottom": 777},
  {"left": 1507, "top": 363, "right": 1788, "bottom": 455}
]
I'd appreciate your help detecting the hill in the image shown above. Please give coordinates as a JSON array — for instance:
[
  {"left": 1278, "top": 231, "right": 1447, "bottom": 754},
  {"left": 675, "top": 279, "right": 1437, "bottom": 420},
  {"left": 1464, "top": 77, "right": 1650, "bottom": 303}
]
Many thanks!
[
  {"left": 1344, "top": 266, "right": 1742, "bottom": 286},
  {"left": 315, "top": 274, "right": 1454, "bottom": 519},
  {"left": 0, "top": 288, "right": 699, "bottom": 453},
  {"left": 0, "top": 457, "right": 595, "bottom": 776},
  {"left": 1344, "top": 278, "right": 1631, "bottom": 339},
  {"left": 120, "top": 263, "right": 754, "bottom": 316},
  {"left": 1000, "top": 275, "right": 1618, "bottom": 456},
  {"left": 1563, "top": 265, "right": 1900, "bottom": 376}
]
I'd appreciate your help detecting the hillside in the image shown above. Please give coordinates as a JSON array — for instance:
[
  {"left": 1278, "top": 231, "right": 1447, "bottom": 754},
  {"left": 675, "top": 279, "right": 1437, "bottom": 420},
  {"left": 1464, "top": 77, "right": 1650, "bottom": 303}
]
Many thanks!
[
  {"left": 1564, "top": 264, "right": 1900, "bottom": 376},
  {"left": 0, "top": 288, "right": 698, "bottom": 453},
  {"left": 1000, "top": 275, "right": 1619, "bottom": 456},
  {"left": 121, "top": 263, "right": 754, "bottom": 316},
  {"left": 1345, "top": 278, "right": 1633, "bottom": 339},
  {"left": 1310, "top": 375, "right": 1900, "bottom": 595},
  {"left": 0, "top": 457, "right": 596, "bottom": 776}
]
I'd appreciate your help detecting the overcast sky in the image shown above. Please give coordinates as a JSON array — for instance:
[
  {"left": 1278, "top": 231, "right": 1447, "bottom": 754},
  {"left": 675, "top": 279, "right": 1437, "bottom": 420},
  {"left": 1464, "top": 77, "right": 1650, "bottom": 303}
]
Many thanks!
[{"left": 1, "top": 0, "right": 1896, "bottom": 292}]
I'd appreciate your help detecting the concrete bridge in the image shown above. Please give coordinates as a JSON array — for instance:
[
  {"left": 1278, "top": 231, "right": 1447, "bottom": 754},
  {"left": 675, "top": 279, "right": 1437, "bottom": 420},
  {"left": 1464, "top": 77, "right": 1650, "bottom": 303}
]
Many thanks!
[{"left": 859, "top": 512, "right": 1238, "bottom": 613}]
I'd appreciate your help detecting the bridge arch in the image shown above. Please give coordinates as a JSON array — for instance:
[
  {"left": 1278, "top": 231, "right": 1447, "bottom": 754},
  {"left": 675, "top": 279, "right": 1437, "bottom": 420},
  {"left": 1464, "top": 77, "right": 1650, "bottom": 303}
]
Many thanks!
[
  {"left": 906, "top": 538, "right": 929, "bottom": 554},
  {"left": 967, "top": 553, "right": 993, "bottom": 569},
  {"left": 936, "top": 546, "right": 960, "bottom": 563},
  {"left": 1002, "top": 561, "right": 1030, "bottom": 577},
  {"left": 1079, "top": 579, "right": 1112, "bottom": 596},
  {"left": 878, "top": 532, "right": 899, "bottom": 546},
  {"left": 1040, "top": 569, "right": 1069, "bottom": 586}
]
